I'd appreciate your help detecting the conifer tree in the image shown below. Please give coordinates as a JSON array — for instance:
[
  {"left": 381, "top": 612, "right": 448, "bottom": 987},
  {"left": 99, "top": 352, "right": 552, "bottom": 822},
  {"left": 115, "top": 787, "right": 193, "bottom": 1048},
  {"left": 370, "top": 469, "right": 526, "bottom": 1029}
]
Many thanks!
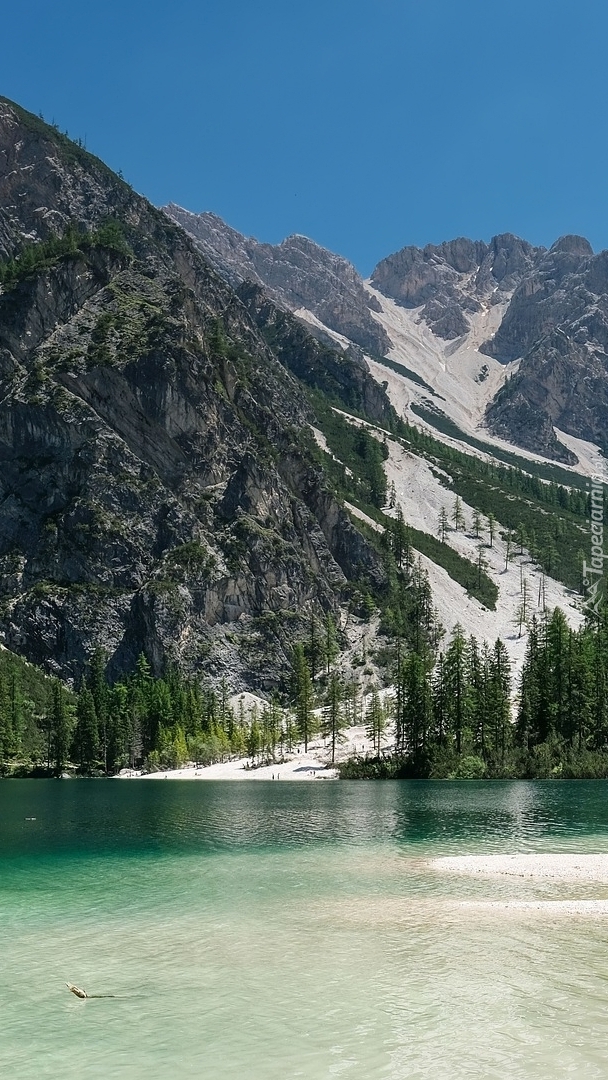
[
  {"left": 432, "top": 653, "right": 449, "bottom": 747},
  {"left": 292, "top": 644, "right": 314, "bottom": 751},
  {"left": 50, "top": 680, "right": 73, "bottom": 775},
  {"left": 489, "top": 639, "right": 511, "bottom": 764},
  {"left": 323, "top": 672, "right": 345, "bottom": 763},
  {"left": 452, "top": 496, "right": 465, "bottom": 532},
  {"left": 365, "top": 686, "right": 386, "bottom": 755},
  {"left": 392, "top": 505, "right": 410, "bottom": 567},
  {"left": 443, "top": 625, "right": 470, "bottom": 755},
  {"left": 401, "top": 651, "right": 432, "bottom": 756},
  {"left": 87, "top": 648, "right": 109, "bottom": 772},
  {"left": 438, "top": 505, "right": 449, "bottom": 543},
  {"left": 73, "top": 686, "right": 99, "bottom": 771}
]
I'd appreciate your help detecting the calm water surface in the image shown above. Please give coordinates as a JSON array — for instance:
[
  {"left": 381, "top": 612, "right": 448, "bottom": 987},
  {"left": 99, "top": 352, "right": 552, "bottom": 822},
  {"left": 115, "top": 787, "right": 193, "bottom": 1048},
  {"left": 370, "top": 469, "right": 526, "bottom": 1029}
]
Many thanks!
[{"left": 2, "top": 780, "right": 608, "bottom": 1078}]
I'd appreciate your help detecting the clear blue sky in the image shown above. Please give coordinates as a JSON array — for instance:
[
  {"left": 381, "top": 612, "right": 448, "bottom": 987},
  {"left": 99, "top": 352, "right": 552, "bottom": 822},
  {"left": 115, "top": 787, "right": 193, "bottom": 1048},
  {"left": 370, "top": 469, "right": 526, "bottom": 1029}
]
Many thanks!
[{"left": 3, "top": 0, "right": 608, "bottom": 274}]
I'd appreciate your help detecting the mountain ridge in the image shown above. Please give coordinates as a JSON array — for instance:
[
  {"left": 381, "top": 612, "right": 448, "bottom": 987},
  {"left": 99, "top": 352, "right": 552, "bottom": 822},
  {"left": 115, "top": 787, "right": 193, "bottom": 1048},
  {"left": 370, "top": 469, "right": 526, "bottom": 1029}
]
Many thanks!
[
  {"left": 169, "top": 203, "right": 608, "bottom": 466},
  {"left": 0, "top": 94, "right": 597, "bottom": 706},
  {"left": 0, "top": 97, "right": 391, "bottom": 686}
]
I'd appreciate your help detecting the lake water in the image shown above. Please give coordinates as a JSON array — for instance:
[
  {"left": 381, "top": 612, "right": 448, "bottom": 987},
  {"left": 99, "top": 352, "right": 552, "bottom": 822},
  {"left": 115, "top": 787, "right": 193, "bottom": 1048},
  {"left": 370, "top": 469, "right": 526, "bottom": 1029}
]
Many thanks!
[{"left": 3, "top": 780, "right": 608, "bottom": 1079}]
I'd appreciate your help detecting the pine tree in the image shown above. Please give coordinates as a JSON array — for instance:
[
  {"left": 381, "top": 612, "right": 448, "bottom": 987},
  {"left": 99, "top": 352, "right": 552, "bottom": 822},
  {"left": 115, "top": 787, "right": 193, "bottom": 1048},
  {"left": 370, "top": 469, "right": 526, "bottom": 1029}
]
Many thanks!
[
  {"left": 292, "top": 644, "right": 314, "bottom": 751},
  {"left": 247, "top": 711, "right": 262, "bottom": 763},
  {"left": 517, "top": 522, "right": 528, "bottom": 556},
  {"left": 324, "top": 615, "right": 339, "bottom": 676},
  {"left": 488, "top": 639, "right": 511, "bottom": 765},
  {"left": 173, "top": 725, "right": 189, "bottom": 766},
  {"left": 343, "top": 676, "right": 361, "bottom": 728},
  {"left": 467, "top": 636, "right": 485, "bottom": 755},
  {"left": 8, "top": 670, "right": 23, "bottom": 760},
  {"left": 323, "top": 672, "right": 345, "bottom": 763},
  {"left": 401, "top": 651, "right": 432, "bottom": 756},
  {"left": 392, "top": 505, "right": 410, "bottom": 568},
  {"left": 477, "top": 545, "right": 488, "bottom": 589},
  {"left": 73, "top": 686, "right": 99, "bottom": 771},
  {"left": 50, "top": 680, "right": 73, "bottom": 775},
  {"left": 452, "top": 496, "right": 465, "bottom": 532},
  {"left": 108, "top": 682, "right": 132, "bottom": 769},
  {"left": 87, "top": 648, "right": 109, "bottom": 772},
  {"left": 443, "top": 625, "right": 470, "bottom": 755},
  {"left": 306, "top": 610, "right": 322, "bottom": 680},
  {"left": 365, "top": 687, "right": 386, "bottom": 754},
  {"left": 432, "top": 653, "right": 449, "bottom": 747},
  {"left": 514, "top": 576, "right": 531, "bottom": 638}
]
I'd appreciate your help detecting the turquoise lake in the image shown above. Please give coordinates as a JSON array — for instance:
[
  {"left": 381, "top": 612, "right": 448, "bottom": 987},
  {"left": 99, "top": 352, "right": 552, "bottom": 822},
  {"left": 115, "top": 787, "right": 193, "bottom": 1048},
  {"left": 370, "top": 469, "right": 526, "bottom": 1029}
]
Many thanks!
[{"left": 3, "top": 780, "right": 608, "bottom": 1078}]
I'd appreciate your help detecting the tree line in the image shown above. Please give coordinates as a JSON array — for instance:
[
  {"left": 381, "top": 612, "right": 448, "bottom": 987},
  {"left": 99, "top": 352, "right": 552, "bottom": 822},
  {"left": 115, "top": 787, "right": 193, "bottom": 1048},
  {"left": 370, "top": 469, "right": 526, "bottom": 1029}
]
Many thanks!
[{"left": 342, "top": 608, "right": 608, "bottom": 780}]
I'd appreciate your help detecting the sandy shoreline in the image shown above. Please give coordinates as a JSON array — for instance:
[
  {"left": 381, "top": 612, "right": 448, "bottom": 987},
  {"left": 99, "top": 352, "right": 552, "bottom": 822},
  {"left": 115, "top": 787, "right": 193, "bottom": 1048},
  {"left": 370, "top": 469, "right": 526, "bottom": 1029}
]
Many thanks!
[
  {"left": 118, "top": 751, "right": 338, "bottom": 782},
  {"left": 116, "top": 725, "right": 379, "bottom": 781},
  {"left": 430, "top": 853, "right": 608, "bottom": 883}
]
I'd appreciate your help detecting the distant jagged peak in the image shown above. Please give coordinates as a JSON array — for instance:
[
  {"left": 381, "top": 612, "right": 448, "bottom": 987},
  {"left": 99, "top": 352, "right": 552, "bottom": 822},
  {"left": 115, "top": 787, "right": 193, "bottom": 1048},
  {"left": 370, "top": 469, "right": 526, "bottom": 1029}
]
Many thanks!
[
  {"left": 369, "top": 232, "right": 545, "bottom": 341},
  {"left": 549, "top": 234, "right": 594, "bottom": 257}
]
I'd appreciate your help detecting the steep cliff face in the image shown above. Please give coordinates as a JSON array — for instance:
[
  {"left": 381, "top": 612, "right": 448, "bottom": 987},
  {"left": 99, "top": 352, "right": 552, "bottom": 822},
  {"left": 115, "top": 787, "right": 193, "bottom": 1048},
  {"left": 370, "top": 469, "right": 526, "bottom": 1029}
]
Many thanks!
[
  {"left": 485, "top": 237, "right": 608, "bottom": 458},
  {"left": 370, "top": 234, "right": 543, "bottom": 340},
  {"left": 163, "top": 204, "right": 391, "bottom": 356},
  {"left": 482, "top": 236, "right": 596, "bottom": 362},
  {"left": 0, "top": 98, "right": 384, "bottom": 686}
]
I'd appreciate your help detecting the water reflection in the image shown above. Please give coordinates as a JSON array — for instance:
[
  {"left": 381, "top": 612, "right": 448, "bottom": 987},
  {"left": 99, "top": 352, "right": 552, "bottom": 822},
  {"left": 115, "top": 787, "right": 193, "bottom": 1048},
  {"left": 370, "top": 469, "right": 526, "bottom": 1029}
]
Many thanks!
[
  {"left": 4, "top": 780, "right": 608, "bottom": 861},
  {"left": 3, "top": 781, "right": 608, "bottom": 1078}
]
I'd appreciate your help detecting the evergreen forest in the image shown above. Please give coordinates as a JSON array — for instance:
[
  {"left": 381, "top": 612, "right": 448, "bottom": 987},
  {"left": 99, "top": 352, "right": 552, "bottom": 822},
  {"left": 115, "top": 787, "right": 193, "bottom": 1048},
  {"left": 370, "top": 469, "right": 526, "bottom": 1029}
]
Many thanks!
[{"left": 4, "top": 595, "right": 608, "bottom": 780}]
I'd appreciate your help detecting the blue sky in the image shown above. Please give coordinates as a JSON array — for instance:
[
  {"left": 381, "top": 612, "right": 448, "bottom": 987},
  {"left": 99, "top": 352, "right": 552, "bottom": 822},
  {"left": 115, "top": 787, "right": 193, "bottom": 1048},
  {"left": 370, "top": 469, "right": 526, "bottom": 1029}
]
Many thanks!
[{"left": 3, "top": 0, "right": 608, "bottom": 273}]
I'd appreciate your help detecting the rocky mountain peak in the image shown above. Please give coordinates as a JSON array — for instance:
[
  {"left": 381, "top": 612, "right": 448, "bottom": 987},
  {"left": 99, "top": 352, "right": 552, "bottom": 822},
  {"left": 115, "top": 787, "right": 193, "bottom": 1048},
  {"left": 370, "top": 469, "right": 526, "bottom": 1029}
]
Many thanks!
[
  {"left": 163, "top": 204, "right": 391, "bottom": 356},
  {"left": 370, "top": 233, "right": 544, "bottom": 341},
  {"left": 549, "top": 234, "right": 594, "bottom": 257},
  {"left": 485, "top": 235, "right": 608, "bottom": 459}
]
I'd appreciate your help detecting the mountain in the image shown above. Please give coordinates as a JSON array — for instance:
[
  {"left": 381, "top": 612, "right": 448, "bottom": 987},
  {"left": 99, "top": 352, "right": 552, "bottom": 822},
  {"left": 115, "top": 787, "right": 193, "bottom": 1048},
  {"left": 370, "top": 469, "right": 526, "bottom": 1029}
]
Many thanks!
[
  {"left": 0, "top": 95, "right": 598, "bottom": 712},
  {"left": 370, "top": 233, "right": 608, "bottom": 463},
  {"left": 163, "top": 204, "right": 391, "bottom": 356},
  {"left": 0, "top": 97, "right": 392, "bottom": 687},
  {"left": 171, "top": 208, "right": 608, "bottom": 465},
  {"left": 484, "top": 236, "right": 608, "bottom": 459},
  {"left": 370, "top": 234, "right": 543, "bottom": 340}
]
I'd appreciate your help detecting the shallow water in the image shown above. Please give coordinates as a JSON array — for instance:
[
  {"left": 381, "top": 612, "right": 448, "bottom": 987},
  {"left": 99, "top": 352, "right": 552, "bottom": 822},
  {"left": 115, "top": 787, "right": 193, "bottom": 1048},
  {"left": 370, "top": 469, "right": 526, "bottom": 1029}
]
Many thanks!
[{"left": 3, "top": 780, "right": 608, "bottom": 1078}]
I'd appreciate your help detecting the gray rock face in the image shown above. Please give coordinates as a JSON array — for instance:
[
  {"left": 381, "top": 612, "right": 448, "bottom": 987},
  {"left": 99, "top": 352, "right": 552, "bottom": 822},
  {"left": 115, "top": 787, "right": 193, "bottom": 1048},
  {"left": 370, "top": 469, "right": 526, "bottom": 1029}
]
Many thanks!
[
  {"left": 163, "top": 204, "right": 391, "bottom": 356},
  {"left": 165, "top": 198, "right": 608, "bottom": 463},
  {"left": 482, "top": 236, "right": 597, "bottom": 362},
  {"left": 0, "top": 98, "right": 384, "bottom": 687},
  {"left": 485, "top": 237, "right": 608, "bottom": 457},
  {"left": 370, "top": 227, "right": 608, "bottom": 461},
  {"left": 370, "top": 234, "right": 544, "bottom": 340}
]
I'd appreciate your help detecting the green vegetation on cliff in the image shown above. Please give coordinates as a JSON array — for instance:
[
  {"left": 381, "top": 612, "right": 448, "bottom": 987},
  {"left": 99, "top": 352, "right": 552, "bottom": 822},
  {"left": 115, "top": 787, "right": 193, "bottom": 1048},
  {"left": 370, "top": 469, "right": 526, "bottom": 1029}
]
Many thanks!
[{"left": 0, "top": 221, "right": 131, "bottom": 289}]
